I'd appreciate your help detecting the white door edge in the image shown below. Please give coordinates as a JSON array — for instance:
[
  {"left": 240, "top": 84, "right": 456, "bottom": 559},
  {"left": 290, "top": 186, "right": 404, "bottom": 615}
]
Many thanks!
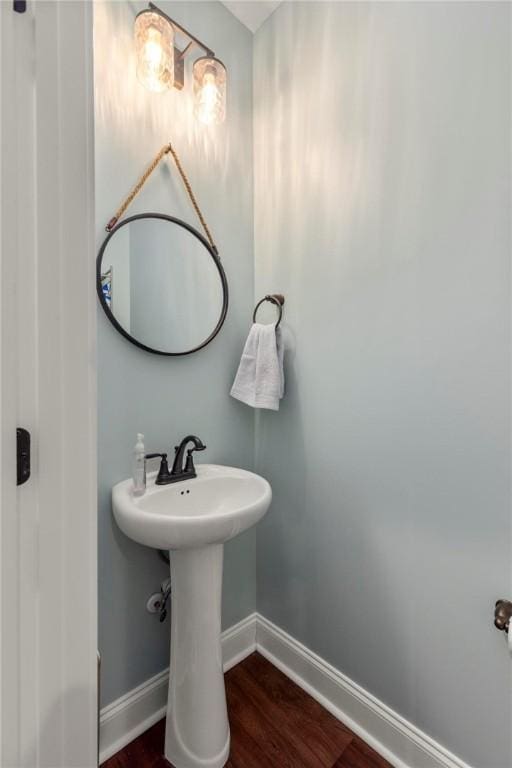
[{"left": 1, "top": 2, "right": 97, "bottom": 766}]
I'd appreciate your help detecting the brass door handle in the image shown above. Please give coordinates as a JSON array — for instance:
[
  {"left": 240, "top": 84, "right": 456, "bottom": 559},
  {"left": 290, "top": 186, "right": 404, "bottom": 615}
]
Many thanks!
[{"left": 494, "top": 600, "right": 512, "bottom": 633}]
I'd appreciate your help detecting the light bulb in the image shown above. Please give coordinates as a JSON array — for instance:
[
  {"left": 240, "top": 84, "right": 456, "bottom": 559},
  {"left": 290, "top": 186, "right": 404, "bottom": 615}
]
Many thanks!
[
  {"left": 197, "top": 71, "right": 220, "bottom": 125},
  {"left": 143, "top": 28, "right": 163, "bottom": 69},
  {"left": 134, "top": 10, "right": 174, "bottom": 93},
  {"left": 193, "top": 57, "right": 226, "bottom": 125}
]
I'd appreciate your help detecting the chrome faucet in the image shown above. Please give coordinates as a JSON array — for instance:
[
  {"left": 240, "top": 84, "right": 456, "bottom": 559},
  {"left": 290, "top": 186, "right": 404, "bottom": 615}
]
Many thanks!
[{"left": 146, "top": 435, "right": 206, "bottom": 485}]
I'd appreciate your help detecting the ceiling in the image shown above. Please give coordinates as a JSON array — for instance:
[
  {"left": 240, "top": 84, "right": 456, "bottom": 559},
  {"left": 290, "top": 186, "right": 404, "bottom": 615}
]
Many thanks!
[{"left": 221, "top": 1, "right": 281, "bottom": 33}]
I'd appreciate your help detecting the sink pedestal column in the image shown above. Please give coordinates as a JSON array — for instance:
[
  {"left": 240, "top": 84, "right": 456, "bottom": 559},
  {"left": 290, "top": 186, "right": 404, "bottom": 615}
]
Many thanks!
[{"left": 165, "top": 543, "right": 229, "bottom": 768}]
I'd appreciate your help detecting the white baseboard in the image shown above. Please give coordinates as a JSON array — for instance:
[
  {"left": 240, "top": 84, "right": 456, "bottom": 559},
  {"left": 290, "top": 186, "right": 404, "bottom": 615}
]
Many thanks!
[
  {"left": 99, "top": 612, "right": 257, "bottom": 764},
  {"left": 222, "top": 611, "right": 257, "bottom": 671},
  {"left": 256, "top": 614, "right": 471, "bottom": 768},
  {"left": 99, "top": 666, "right": 169, "bottom": 765},
  {"left": 100, "top": 612, "right": 471, "bottom": 768}
]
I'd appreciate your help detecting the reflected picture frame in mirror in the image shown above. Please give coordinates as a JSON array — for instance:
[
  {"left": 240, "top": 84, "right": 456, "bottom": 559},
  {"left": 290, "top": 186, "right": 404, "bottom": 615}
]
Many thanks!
[{"left": 96, "top": 212, "right": 228, "bottom": 356}]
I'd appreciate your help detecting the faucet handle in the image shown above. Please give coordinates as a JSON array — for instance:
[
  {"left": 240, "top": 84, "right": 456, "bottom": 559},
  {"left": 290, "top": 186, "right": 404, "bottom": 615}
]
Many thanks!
[
  {"left": 184, "top": 450, "right": 195, "bottom": 475},
  {"left": 184, "top": 444, "right": 205, "bottom": 475},
  {"left": 145, "top": 453, "right": 171, "bottom": 484}
]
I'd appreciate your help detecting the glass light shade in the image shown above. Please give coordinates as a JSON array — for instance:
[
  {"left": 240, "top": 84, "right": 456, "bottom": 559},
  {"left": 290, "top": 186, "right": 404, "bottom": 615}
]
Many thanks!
[
  {"left": 134, "top": 10, "right": 174, "bottom": 93},
  {"left": 193, "top": 57, "right": 226, "bottom": 125}
]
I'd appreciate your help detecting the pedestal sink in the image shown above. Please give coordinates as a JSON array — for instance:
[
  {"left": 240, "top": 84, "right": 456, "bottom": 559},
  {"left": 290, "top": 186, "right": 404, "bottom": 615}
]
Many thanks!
[{"left": 112, "top": 464, "right": 272, "bottom": 768}]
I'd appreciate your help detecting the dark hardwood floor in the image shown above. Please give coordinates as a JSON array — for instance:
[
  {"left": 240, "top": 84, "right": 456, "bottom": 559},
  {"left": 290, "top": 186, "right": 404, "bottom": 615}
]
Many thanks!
[{"left": 102, "top": 653, "right": 392, "bottom": 768}]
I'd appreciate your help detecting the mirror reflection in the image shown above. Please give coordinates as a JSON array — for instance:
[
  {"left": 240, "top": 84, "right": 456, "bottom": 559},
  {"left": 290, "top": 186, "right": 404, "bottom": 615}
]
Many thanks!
[{"left": 97, "top": 215, "right": 227, "bottom": 355}]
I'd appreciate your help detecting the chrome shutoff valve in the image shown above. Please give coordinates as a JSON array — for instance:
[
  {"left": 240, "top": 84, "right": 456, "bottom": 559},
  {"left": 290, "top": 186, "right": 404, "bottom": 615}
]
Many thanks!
[{"left": 146, "top": 577, "right": 172, "bottom": 622}]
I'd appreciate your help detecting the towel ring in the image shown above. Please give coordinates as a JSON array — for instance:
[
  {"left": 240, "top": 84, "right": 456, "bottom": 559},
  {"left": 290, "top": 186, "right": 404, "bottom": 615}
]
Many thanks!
[{"left": 253, "top": 294, "right": 285, "bottom": 328}]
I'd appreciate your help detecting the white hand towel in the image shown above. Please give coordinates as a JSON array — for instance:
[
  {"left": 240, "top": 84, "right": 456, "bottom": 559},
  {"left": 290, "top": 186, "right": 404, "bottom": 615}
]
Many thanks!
[{"left": 230, "top": 323, "right": 284, "bottom": 411}]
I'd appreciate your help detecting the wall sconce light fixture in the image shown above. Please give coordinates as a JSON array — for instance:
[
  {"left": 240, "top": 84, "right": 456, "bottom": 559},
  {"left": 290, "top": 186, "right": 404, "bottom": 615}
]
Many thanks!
[{"left": 134, "top": 2, "right": 227, "bottom": 125}]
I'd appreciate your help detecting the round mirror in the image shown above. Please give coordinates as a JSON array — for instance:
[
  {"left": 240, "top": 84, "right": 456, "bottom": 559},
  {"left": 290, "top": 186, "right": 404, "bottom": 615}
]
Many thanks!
[{"left": 96, "top": 213, "right": 228, "bottom": 356}]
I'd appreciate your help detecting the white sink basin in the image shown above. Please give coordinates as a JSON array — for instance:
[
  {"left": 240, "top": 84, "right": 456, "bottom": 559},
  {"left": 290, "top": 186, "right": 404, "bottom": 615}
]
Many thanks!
[
  {"left": 112, "top": 464, "right": 271, "bottom": 550},
  {"left": 112, "top": 463, "right": 272, "bottom": 768}
]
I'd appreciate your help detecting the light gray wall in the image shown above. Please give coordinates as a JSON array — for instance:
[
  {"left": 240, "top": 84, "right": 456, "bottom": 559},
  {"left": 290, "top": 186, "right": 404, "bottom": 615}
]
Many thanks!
[
  {"left": 254, "top": 3, "right": 511, "bottom": 767},
  {"left": 94, "top": 0, "right": 255, "bottom": 707}
]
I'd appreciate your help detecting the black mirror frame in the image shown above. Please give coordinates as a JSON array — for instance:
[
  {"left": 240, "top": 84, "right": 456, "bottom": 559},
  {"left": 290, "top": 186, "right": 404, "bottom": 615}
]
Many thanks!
[{"left": 96, "top": 212, "right": 228, "bottom": 357}]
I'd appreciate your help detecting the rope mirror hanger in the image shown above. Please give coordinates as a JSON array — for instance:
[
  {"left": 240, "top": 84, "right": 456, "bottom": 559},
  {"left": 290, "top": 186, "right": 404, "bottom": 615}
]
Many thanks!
[{"left": 105, "top": 141, "right": 218, "bottom": 256}]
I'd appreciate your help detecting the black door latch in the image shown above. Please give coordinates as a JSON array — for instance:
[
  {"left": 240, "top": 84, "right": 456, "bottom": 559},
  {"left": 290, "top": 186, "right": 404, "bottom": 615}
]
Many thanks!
[
  {"left": 17, "top": 428, "right": 30, "bottom": 486},
  {"left": 13, "top": 1, "right": 26, "bottom": 12}
]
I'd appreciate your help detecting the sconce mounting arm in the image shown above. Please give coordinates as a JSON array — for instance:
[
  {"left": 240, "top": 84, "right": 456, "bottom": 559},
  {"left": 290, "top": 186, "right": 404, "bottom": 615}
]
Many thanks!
[{"left": 148, "top": 2, "right": 215, "bottom": 58}]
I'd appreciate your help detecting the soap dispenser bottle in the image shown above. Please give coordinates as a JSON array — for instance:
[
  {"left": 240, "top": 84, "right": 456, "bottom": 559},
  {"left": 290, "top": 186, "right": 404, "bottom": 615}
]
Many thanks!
[{"left": 132, "top": 433, "right": 146, "bottom": 496}]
